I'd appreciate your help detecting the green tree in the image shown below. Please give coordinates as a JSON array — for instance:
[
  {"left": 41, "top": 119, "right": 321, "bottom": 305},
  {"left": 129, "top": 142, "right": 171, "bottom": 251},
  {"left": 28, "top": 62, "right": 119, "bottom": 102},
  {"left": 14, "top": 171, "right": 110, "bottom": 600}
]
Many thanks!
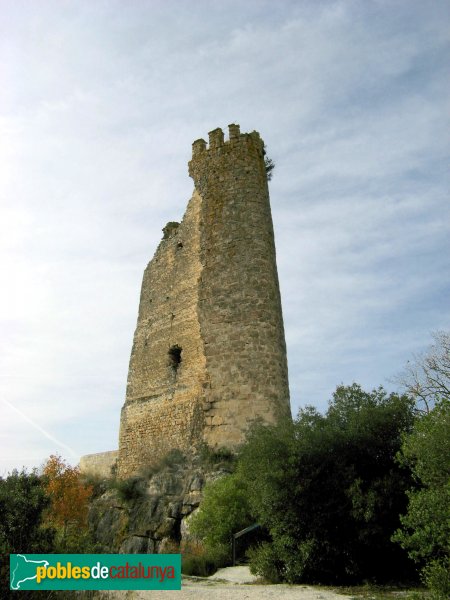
[
  {"left": 393, "top": 398, "right": 450, "bottom": 599},
  {"left": 239, "top": 385, "right": 417, "bottom": 584},
  {"left": 189, "top": 472, "right": 253, "bottom": 563},
  {"left": 0, "top": 469, "right": 54, "bottom": 554},
  {"left": 0, "top": 469, "right": 55, "bottom": 598}
]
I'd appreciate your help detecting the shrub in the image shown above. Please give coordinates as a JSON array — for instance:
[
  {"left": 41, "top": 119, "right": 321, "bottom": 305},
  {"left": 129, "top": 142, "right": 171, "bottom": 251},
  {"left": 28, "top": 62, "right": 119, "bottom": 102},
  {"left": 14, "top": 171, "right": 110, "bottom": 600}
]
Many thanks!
[
  {"left": 422, "top": 558, "right": 450, "bottom": 600},
  {"left": 239, "top": 385, "right": 417, "bottom": 584},
  {"left": 393, "top": 399, "right": 450, "bottom": 598},
  {"left": 197, "top": 443, "right": 236, "bottom": 469},
  {"left": 159, "top": 448, "right": 187, "bottom": 469},
  {"left": 247, "top": 542, "right": 282, "bottom": 583},
  {"left": 139, "top": 448, "right": 187, "bottom": 479},
  {"left": 181, "top": 554, "right": 218, "bottom": 577},
  {"left": 112, "top": 476, "right": 145, "bottom": 502},
  {"left": 0, "top": 469, "right": 55, "bottom": 554},
  {"left": 0, "top": 469, "right": 55, "bottom": 599},
  {"left": 189, "top": 472, "right": 253, "bottom": 563},
  {"left": 180, "top": 540, "right": 227, "bottom": 577},
  {"left": 80, "top": 473, "right": 110, "bottom": 498}
]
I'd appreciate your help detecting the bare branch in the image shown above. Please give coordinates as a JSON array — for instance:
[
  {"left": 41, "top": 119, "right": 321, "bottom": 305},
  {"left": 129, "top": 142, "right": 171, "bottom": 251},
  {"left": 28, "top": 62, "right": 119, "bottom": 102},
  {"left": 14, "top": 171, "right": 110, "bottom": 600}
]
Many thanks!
[{"left": 392, "top": 330, "right": 450, "bottom": 412}]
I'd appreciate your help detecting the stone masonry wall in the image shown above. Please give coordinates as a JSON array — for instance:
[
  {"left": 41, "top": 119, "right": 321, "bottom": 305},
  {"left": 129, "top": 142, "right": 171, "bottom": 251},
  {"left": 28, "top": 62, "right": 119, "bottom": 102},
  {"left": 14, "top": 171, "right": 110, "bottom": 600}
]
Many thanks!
[
  {"left": 118, "top": 191, "right": 207, "bottom": 477},
  {"left": 80, "top": 450, "right": 118, "bottom": 478},
  {"left": 190, "top": 126, "right": 291, "bottom": 447},
  {"left": 117, "top": 125, "right": 290, "bottom": 478}
]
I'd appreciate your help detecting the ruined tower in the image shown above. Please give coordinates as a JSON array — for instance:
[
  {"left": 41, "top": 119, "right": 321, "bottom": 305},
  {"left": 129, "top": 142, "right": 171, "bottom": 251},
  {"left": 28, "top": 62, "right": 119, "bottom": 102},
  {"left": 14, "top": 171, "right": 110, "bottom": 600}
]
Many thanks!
[{"left": 117, "top": 125, "right": 290, "bottom": 477}]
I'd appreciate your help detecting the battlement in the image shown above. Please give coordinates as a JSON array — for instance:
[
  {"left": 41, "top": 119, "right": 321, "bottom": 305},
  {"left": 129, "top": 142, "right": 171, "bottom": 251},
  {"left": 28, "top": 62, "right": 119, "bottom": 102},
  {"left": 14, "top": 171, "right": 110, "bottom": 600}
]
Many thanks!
[{"left": 190, "top": 124, "right": 264, "bottom": 159}]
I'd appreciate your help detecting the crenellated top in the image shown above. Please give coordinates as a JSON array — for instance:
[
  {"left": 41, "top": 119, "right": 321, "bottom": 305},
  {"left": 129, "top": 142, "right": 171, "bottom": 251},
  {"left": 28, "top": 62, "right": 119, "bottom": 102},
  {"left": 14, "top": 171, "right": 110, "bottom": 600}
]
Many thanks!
[{"left": 190, "top": 124, "right": 264, "bottom": 160}]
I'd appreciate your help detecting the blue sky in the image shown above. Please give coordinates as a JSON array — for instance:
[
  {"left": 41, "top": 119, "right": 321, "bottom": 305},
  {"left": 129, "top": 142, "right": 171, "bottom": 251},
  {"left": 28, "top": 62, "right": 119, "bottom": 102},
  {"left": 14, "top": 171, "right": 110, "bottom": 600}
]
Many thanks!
[{"left": 1, "top": 0, "right": 449, "bottom": 475}]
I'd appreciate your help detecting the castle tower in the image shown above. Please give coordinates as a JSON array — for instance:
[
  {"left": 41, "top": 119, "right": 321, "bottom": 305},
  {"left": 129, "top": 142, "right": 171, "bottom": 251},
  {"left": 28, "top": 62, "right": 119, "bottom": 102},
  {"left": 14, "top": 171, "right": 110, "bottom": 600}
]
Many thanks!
[{"left": 117, "top": 125, "right": 290, "bottom": 477}]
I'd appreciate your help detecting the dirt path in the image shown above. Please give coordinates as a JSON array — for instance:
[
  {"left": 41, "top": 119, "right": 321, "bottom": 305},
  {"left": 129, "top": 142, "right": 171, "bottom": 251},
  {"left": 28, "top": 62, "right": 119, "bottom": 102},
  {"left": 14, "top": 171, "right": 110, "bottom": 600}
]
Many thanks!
[
  {"left": 101, "top": 582, "right": 351, "bottom": 600},
  {"left": 99, "top": 567, "right": 352, "bottom": 600}
]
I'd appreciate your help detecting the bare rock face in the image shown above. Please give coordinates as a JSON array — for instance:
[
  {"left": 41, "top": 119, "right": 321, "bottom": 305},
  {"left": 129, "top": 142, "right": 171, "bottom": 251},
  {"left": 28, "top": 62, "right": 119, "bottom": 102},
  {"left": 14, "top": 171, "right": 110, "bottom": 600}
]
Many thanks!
[{"left": 88, "top": 453, "right": 232, "bottom": 553}]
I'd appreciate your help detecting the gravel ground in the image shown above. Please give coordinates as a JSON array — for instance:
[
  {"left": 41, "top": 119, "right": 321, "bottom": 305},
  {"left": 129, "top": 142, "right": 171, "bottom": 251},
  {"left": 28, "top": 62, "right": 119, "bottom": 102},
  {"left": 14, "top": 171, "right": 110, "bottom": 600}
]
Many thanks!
[{"left": 99, "top": 567, "right": 352, "bottom": 600}]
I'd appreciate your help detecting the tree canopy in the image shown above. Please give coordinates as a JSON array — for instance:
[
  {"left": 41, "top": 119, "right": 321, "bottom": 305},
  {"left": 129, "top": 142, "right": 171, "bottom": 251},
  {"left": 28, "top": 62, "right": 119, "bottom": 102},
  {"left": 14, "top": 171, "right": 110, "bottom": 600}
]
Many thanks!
[
  {"left": 0, "top": 469, "right": 54, "bottom": 555},
  {"left": 393, "top": 398, "right": 450, "bottom": 599},
  {"left": 191, "top": 384, "right": 418, "bottom": 584},
  {"left": 42, "top": 454, "right": 94, "bottom": 552},
  {"left": 237, "top": 384, "right": 417, "bottom": 583}
]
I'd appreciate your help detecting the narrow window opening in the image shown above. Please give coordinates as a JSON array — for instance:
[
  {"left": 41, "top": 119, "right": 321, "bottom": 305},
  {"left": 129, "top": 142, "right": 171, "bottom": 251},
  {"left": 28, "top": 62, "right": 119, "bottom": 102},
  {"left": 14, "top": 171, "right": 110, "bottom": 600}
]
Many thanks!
[
  {"left": 177, "top": 241, "right": 183, "bottom": 249},
  {"left": 168, "top": 345, "right": 182, "bottom": 370}
]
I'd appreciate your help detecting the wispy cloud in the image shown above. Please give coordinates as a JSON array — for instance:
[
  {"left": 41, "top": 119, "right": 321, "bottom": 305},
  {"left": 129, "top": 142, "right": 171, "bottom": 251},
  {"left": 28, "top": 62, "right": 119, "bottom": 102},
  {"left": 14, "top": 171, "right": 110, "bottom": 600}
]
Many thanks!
[
  {"left": 1, "top": 399, "right": 78, "bottom": 460},
  {"left": 0, "top": 0, "right": 448, "bottom": 473}
]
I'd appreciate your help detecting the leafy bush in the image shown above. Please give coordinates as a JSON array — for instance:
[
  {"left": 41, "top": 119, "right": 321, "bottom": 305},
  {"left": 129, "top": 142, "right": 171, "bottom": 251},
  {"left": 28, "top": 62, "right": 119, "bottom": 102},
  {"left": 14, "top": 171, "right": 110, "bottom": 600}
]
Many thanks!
[
  {"left": 42, "top": 455, "right": 98, "bottom": 553},
  {"left": 42, "top": 455, "right": 93, "bottom": 531},
  {"left": 422, "top": 558, "right": 450, "bottom": 600},
  {"left": 159, "top": 448, "right": 187, "bottom": 469},
  {"left": 393, "top": 399, "right": 450, "bottom": 599},
  {"left": 247, "top": 542, "right": 282, "bottom": 582},
  {"left": 0, "top": 469, "right": 55, "bottom": 599},
  {"left": 112, "top": 476, "right": 146, "bottom": 502},
  {"left": 182, "top": 554, "right": 218, "bottom": 577},
  {"left": 196, "top": 442, "right": 236, "bottom": 469},
  {"left": 0, "top": 469, "right": 55, "bottom": 554},
  {"left": 189, "top": 472, "right": 253, "bottom": 563},
  {"left": 239, "top": 385, "right": 417, "bottom": 584},
  {"left": 180, "top": 540, "right": 228, "bottom": 576},
  {"left": 263, "top": 144, "right": 275, "bottom": 181},
  {"left": 81, "top": 472, "right": 110, "bottom": 498},
  {"left": 139, "top": 448, "right": 187, "bottom": 479}
]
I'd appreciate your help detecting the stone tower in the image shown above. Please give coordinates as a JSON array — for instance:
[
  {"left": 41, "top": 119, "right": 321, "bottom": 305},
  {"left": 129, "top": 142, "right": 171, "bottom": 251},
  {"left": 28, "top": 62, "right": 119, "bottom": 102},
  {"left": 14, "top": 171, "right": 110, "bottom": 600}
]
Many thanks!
[{"left": 117, "top": 124, "right": 290, "bottom": 477}]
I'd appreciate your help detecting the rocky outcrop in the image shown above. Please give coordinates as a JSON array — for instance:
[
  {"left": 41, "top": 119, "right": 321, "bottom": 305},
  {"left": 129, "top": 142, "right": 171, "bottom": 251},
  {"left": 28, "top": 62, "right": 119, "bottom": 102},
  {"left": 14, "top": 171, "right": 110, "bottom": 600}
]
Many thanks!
[{"left": 88, "top": 452, "right": 232, "bottom": 553}]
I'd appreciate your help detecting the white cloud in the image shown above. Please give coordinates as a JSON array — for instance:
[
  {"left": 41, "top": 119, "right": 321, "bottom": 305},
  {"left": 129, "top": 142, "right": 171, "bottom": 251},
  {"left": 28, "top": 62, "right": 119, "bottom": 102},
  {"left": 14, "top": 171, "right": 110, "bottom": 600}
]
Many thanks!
[{"left": 0, "top": 0, "right": 449, "bottom": 473}]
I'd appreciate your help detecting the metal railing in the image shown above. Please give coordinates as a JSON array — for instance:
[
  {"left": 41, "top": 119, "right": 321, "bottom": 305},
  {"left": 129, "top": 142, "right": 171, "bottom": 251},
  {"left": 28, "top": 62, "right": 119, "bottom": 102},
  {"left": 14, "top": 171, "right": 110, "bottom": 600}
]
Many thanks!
[{"left": 232, "top": 523, "right": 261, "bottom": 566}]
